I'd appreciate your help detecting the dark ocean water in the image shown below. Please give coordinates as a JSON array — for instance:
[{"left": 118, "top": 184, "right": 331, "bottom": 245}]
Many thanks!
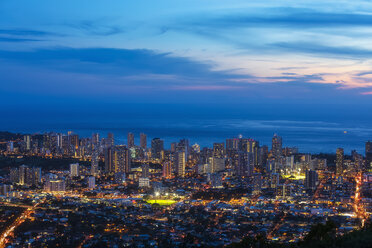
[
  {"left": 1, "top": 103, "right": 372, "bottom": 154},
  {"left": 1, "top": 118, "right": 371, "bottom": 154}
]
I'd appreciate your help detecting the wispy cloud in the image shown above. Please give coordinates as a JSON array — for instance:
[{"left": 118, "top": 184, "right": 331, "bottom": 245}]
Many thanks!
[{"left": 65, "top": 20, "right": 125, "bottom": 36}]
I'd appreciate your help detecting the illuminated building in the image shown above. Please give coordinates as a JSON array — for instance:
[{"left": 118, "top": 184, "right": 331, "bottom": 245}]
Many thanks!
[
  {"left": 270, "top": 173, "right": 280, "bottom": 188},
  {"left": 107, "top": 132, "right": 115, "bottom": 147},
  {"left": 305, "top": 169, "right": 318, "bottom": 190},
  {"left": 115, "top": 172, "right": 126, "bottom": 183},
  {"left": 44, "top": 174, "right": 66, "bottom": 192},
  {"left": 192, "top": 143, "right": 200, "bottom": 153},
  {"left": 139, "top": 177, "right": 150, "bottom": 187},
  {"left": 213, "top": 143, "right": 225, "bottom": 158},
  {"left": 151, "top": 138, "right": 164, "bottom": 160},
  {"left": 92, "top": 133, "right": 100, "bottom": 149},
  {"left": 336, "top": 148, "right": 344, "bottom": 176},
  {"left": 209, "top": 157, "right": 225, "bottom": 173},
  {"left": 104, "top": 147, "right": 114, "bottom": 173},
  {"left": 252, "top": 173, "right": 262, "bottom": 194},
  {"left": 88, "top": 176, "right": 96, "bottom": 189},
  {"left": 163, "top": 161, "right": 172, "bottom": 178},
  {"left": 271, "top": 134, "right": 282, "bottom": 161},
  {"left": 91, "top": 150, "right": 99, "bottom": 175},
  {"left": 127, "top": 132, "right": 135, "bottom": 148},
  {"left": 177, "top": 139, "right": 190, "bottom": 160},
  {"left": 142, "top": 163, "right": 150, "bottom": 178},
  {"left": 23, "top": 135, "right": 31, "bottom": 151},
  {"left": 7, "top": 141, "right": 13, "bottom": 153},
  {"left": 70, "top": 134, "right": 79, "bottom": 150},
  {"left": 113, "top": 145, "right": 131, "bottom": 173},
  {"left": 175, "top": 151, "right": 185, "bottom": 177},
  {"left": 277, "top": 183, "right": 292, "bottom": 199},
  {"left": 232, "top": 151, "right": 254, "bottom": 177},
  {"left": 208, "top": 173, "right": 223, "bottom": 188},
  {"left": 140, "top": 133, "right": 147, "bottom": 149},
  {"left": 70, "top": 163, "right": 80, "bottom": 177}
]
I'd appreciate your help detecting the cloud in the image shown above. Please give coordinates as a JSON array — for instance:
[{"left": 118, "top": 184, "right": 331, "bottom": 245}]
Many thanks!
[
  {"left": 183, "top": 7, "right": 372, "bottom": 30},
  {"left": 0, "top": 28, "right": 57, "bottom": 43},
  {"left": 271, "top": 42, "right": 372, "bottom": 59},
  {"left": 0, "top": 29, "right": 54, "bottom": 36},
  {"left": 65, "top": 20, "right": 125, "bottom": 36},
  {"left": 0, "top": 37, "right": 41, "bottom": 42}
]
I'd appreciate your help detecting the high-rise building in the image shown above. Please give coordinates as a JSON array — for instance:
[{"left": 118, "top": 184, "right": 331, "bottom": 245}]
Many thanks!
[
  {"left": 210, "top": 157, "right": 225, "bottom": 172},
  {"left": 151, "top": 138, "right": 164, "bottom": 160},
  {"left": 175, "top": 151, "right": 186, "bottom": 177},
  {"left": 107, "top": 133, "right": 114, "bottom": 147},
  {"left": 252, "top": 173, "right": 262, "bottom": 194},
  {"left": 163, "top": 161, "right": 172, "bottom": 178},
  {"left": 142, "top": 163, "right": 150, "bottom": 178},
  {"left": 213, "top": 143, "right": 225, "bottom": 158},
  {"left": 44, "top": 174, "right": 65, "bottom": 192},
  {"left": 88, "top": 176, "right": 95, "bottom": 189},
  {"left": 127, "top": 132, "right": 135, "bottom": 148},
  {"left": 24, "top": 135, "right": 31, "bottom": 151},
  {"left": 92, "top": 133, "right": 100, "bottom": 149},
  {"left": 104, "top": 147, "right": 114, "bottom": 173},
  {"left": 140, "top": 133, "right": 147, "bottom": 149},
  {"left": 70, "top": 163, "right": 79, "bottom": 177},
  {"left": 7, "top": 141, "right": 14, "bottom": 153},
  {"left": 270, "top": 173, "right": 280, "bottom": 188},
  {"left": 177, "top": 139, "right": 190, "bottom": 160},
  {"left": 91, "top": 150, "right": 99, "bottom": 176},
  {"left": 70, "top": 134, "right": 79, "bottom": 150},
  {"left": 139, "top": 177, "right": 150, "bottom": 187},
  {"left": 232, "top": 151, "right": 254, "bottom": 177},
  {"left": 209, "top": 173, "right": 223, "bottom": 188},
  {"left": 271, "top": 134, "right": 282, "bottom": 160},
  {"left": 336, "top": 148, "right": 344, "bottom": 176},
  {"left": 305, "top": 169, "right": 318, "bottom": 190},
  {"left": 113, "top": 145, "right": 131, "bottom": 173},
  {"left": 366, "top": 141, "right": 372, "bottom": 171},
  {"left": 17, "top": 165, "right": 41, "bottom": 186}
]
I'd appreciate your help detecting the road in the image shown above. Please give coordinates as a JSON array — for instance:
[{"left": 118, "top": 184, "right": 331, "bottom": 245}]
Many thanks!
[{"left": 0, "top": 201, "right": 41, "bottom": 248}]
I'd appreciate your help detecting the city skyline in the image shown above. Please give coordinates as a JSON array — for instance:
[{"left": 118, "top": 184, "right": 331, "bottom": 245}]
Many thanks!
[{"left": 1, "top": 2, "right": 372, "bottom": 247}]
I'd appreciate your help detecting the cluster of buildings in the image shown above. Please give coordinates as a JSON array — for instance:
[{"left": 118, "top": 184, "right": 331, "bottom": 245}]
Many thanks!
[{"left": 0, "top": 131, "right": 371, "bottom": 247}]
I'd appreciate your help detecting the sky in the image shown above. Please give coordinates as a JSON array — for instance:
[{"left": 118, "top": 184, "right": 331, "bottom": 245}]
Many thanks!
[{"left": 1, "top": 0, "right": 372, "bottom": 131}]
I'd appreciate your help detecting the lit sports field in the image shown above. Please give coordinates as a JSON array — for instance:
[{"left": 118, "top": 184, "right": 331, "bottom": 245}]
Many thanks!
[
  {"left": 282, "top": 174, "right": 306, "bottom": 180},
  {"left": 146, "top": 199, "right": 178, "bottom": 205}
]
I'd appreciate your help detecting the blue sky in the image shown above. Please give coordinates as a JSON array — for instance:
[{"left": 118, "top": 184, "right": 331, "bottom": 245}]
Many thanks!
[{"left": 1, "top": 0, "right": 372, "bottom": 117}]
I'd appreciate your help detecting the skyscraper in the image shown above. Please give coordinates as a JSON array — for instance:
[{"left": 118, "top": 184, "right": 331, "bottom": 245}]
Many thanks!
[
  {"left": 70, "top": 134, "right": 79, "bottom": 150},
  {"left": 140, "top": 133, "right": 147, "bottom": 149},
  {"left": 92, "top": 133, "right": 100, "bottom": 149},
  {"left": 336, "top": 148, "right": 344, "bottom": 176},
  {"left": 23, "top": 135, "right": 31, "bottom": 151},
  {"left": 91, "top": 150, "right": 99, "bottom": 176},
  {"left": 127, "top": 132, "right": 135, "bottom": 148},
  {"left": 141, "top": 163, "right": 150, "bottom": 178},
  {"left": 305, "top": 169, "right": 318, "bottom": 190},
  {"left": 151, "top": 138, "right": 164, "bottom": 160},
  {"left": 213, "top": 143, "right": 225, "bottom": 158},
  {"left": 104, "top": 147, "right": 114, "bottom": 173},
  {"left": 113, "top": 145, "right": 131, "bottom": 173},
  {"left": 175, "top": 151, "right": 186, "bottom": 177},
  {"left": 271, "top": 134, "right": 282, "bottom": 160},
  {"left": 70, "top": 163, "right": 79, "bottom": 177},
  {"left": 163, "top": 161, "right": 172, "bottom": 178},
  {"left": 107, "top": 133, "right": 114, "bottom": 147}
]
